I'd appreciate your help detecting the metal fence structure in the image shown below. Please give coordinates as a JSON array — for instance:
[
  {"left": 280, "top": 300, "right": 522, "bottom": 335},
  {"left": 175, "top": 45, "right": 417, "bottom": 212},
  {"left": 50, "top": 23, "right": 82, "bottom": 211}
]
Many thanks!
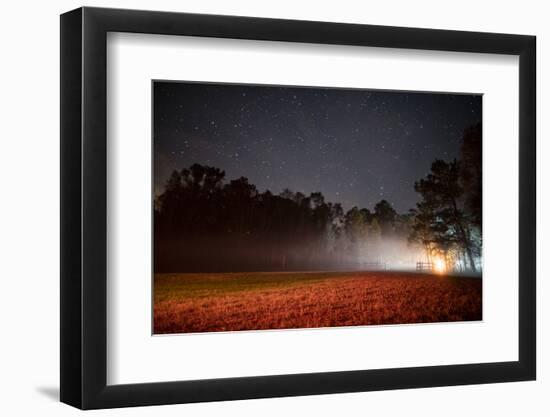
[
  {"left": 415, "top": 261, "right": 433, "bottom": 272},
  {"left": 362, "top": 261, "right": 387, "bottom": 271}
]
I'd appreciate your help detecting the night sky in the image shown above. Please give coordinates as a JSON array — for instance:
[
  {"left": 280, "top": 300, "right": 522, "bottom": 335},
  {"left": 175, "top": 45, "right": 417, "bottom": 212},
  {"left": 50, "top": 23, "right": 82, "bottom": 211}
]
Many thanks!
[{"left": 153, "top": 82, "right": 481, "bottom": 213}]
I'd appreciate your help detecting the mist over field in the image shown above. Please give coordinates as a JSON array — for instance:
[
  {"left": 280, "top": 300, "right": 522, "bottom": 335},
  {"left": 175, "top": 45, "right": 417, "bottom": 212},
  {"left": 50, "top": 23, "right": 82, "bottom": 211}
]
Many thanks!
[{"left": 155, "top": 228, "right": 425, "bottom": 272}]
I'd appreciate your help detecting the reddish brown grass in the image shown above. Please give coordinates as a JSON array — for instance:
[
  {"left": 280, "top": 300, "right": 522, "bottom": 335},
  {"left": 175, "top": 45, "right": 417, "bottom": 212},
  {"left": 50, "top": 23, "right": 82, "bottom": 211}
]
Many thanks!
[{"left": 154, "top": 271, "right": 481, "bottom": 334}]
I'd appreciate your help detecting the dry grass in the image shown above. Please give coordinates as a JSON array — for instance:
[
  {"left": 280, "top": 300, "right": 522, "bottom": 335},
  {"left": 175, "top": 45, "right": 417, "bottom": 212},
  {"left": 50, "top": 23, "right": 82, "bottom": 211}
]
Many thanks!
[{"left": 153, "top": 271, "right": 482, "bottom": 334}]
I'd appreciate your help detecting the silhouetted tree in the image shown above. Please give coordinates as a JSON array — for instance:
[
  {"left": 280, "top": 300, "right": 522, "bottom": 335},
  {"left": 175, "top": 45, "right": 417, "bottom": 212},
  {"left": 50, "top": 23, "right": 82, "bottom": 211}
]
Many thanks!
[
  {"left": 412, "top": 159, "right": 476, "bottom": 271},
  {"left": 374, "top": 200, "right": 397, "bottom": 236}
]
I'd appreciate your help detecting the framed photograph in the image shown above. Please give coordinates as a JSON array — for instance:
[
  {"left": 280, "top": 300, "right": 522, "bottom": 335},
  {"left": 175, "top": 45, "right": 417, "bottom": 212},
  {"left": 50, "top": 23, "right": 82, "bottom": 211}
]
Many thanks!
[{"left": 60, "top": 7, "right": 536, "bottom": 409}]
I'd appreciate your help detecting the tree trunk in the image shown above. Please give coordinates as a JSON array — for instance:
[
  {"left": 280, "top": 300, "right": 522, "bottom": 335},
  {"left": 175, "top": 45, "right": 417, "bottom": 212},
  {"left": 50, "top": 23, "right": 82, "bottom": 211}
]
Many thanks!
[{"left": 451, "top": 199, "right": 476, "bottom": 272}]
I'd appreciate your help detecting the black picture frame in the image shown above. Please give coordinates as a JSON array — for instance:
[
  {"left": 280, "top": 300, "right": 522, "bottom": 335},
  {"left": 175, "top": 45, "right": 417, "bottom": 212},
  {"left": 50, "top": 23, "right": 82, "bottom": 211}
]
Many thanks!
[{"left": 60, "top": 6, "right": 536, "bottom": 410}]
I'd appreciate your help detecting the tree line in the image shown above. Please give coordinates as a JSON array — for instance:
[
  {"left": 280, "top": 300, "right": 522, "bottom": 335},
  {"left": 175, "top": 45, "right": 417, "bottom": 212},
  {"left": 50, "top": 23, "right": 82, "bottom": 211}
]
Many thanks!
[
  {"left": 154, "top": 164, "right": 407, "bottom": 271},
  {"left": 154, "top": 123, "right": 481, "bottom": 273}
]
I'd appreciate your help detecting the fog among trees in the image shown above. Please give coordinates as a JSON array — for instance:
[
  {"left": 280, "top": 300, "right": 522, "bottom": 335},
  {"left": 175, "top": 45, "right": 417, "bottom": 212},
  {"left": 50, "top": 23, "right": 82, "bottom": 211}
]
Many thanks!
[{"left": 154, "top": 123, "right": 482, "bottom": 273}]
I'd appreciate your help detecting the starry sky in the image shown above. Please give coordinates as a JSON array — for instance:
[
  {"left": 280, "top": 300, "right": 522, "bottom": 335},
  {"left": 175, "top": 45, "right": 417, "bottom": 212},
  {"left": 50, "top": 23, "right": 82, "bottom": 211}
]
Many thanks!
[{"left": 153, "top": 81, "right": 481, "bottom": 213}]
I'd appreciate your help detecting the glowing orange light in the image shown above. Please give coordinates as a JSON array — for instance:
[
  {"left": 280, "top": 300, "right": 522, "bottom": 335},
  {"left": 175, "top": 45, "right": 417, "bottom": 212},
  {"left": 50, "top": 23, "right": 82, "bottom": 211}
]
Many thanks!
[{"left": 433, "top": 257, "right": 446, "bottom": 274}]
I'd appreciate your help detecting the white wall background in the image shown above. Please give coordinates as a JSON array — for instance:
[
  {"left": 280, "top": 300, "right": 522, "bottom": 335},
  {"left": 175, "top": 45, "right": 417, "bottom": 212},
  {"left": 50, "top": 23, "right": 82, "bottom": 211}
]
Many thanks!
[{"left": 0, "top": 0, "right": 546, "bottom": 415}]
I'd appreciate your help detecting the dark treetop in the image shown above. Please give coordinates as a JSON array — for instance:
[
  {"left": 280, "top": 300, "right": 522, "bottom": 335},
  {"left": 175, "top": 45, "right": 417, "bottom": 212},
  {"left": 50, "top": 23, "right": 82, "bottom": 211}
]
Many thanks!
[{"left": 154, "top": 82, "right": 481, "bottom": 213}]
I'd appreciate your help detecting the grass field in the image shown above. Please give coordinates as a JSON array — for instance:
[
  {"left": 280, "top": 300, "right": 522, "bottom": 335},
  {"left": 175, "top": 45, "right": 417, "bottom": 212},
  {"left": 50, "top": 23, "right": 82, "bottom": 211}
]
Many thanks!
[{"left": 153, "top": 271, "right": 482, "bottom": 334}]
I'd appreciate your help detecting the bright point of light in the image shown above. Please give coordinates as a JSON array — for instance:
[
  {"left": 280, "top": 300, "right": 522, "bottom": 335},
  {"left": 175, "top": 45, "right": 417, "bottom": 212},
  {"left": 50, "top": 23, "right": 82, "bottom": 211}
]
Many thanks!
[{"left": 433, "top": 257, "right": 446, "bottom": 274}]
